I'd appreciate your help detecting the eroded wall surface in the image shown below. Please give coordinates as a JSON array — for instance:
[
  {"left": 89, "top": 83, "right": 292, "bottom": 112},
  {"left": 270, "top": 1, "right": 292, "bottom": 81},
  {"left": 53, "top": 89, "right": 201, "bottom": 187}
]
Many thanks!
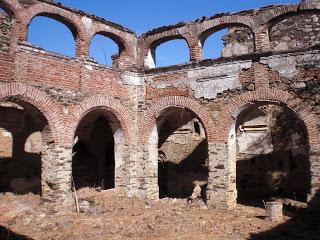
[{"left": 0, "top": 0, "right": 320, "bottom": 209}]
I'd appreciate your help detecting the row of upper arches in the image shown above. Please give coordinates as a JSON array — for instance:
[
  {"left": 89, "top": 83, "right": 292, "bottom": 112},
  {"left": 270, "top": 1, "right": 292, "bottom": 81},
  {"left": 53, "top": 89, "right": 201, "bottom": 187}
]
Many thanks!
[
  {"left": 27, "top": 16, "right": 120, "bottom": 66},
  {"left": 0, "top": 1, "right": 136, "bottom": 68},
  {"left": 142, "top": 9, "right": 320, "bottom": 68},
  {"left": 0, "top": 1, "right": 319, "bottom": 68}
]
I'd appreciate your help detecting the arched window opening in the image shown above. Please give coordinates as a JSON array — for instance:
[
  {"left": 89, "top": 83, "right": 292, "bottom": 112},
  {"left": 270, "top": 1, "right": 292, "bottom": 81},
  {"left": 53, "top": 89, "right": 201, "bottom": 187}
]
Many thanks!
[
  {"left": 154, "top": 39, "right": 190, "bottom": 68},
  {"left": 90, "top": 34, "right": 120, "bottom": 67},
  {"left": 0, "top": 101, "right": 48, "bottom": 195},
  {"left": 234, "top": 103, "right": 310, "bottom": 207},
  {"left": 28, "top": 16, "right": 76, "bottom": 57},
  {"left": 157, "top": 107, "right": 209, "bottom": 201},
  {"left": 72, "top": 110, "right": 122, "bottom": 191},
  {"left": 0, "top": 6, "right": 13, "bottom": 53},
  {"left": 203, "top": 29, "right": 228, "bottom": 59},
  {"left": 270, "top": 12, "right": 320, "bottom": 51},
  {"left": 203, "top": 26, "right": 254, "bottom": 60}
]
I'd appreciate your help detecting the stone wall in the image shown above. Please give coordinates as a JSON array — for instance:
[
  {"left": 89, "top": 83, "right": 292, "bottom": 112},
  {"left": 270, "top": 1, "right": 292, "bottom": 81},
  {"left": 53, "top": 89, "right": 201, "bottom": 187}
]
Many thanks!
[
  {"left": 158, "top": 111, "right": 208, "bottom": 199},
  {"left": 222, "top": 27, "right": 254, "bottom": 57},
  {"left": 270, "top": 12, "right": 320, "bottom": 51},
  {"left": 0, "top": 11, "right": 12, "bottom": 53}
]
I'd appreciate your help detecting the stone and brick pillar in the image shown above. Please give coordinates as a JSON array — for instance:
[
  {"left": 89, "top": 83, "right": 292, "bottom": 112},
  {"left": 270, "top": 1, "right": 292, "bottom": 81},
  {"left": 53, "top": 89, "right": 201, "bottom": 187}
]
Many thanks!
[
  {"left": 206, "top": 142, "right": 237, "bottom": 209},
  {"left": 308, "top": 144, "right": 320, "bottom": 208},
  {"left": 41, "top": 143, "right": 73, "bottom": 206},
  {"left": 135, "top": 135, "right": 159, "bottom": 200}
]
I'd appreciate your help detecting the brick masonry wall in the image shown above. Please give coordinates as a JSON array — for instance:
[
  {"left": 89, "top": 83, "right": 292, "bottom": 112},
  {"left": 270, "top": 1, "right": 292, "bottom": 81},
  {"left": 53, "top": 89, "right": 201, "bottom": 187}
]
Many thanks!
[{"left": 0, "top": 0, "right": 319, "bottom": 209}]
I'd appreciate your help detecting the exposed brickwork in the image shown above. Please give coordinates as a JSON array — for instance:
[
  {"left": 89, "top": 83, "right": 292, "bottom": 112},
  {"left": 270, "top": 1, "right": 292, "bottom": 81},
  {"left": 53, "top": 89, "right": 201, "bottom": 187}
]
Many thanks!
[
  {"left": 0, "top": 0, "right": 320, "bottom": 209},
  {"left": 215, "top": 88, "right": 319, "bottom": 144},
  {"left": 67, "top": 95, "right": 135, "bottom": 146},
  {"left": 0, "top": 82, "right": 64, "bottom": 143},
  {"left": 146, "top": 86, "right": 190, "bottom": 101},
  {"left": 139, "top": 96, "right": 216, "bottom": 143}
]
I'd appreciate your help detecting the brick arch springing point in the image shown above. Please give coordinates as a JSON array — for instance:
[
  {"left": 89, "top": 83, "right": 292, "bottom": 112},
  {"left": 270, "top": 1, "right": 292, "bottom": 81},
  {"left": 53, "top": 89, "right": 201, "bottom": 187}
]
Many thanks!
[
  {"left": 0, "top": 0, "right": 20, "bottom": 16},
  {"left": 215, "top": 89, "right": 319, "bottom": 145},
  {"left": 139, "top": 96, "right": 215, "bottom": 143},
  {"left": 0, "top": 82, "right": 64, "bottom": 144},
  {"left": 68, "top": 95, "right": 134, "bottom": 146}
]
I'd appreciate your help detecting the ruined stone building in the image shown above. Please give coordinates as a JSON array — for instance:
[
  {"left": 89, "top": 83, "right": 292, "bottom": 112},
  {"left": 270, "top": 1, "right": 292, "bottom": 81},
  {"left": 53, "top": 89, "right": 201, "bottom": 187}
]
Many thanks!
[{"left": 0, "top": 0, "right": 320, "bottom": 209}]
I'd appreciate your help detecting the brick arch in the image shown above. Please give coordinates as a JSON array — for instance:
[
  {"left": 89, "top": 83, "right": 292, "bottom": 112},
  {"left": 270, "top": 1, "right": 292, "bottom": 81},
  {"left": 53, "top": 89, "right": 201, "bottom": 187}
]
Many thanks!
[
  {"left": 0, "top": 82, "right": 63, "bottom": 143},
  {"left": 19, "top": 3, "right": 87, "bottom": 55},
  {"left": 215, "top": 89, "right": 319, "bottom": 145},
  {"left": 0, "top": 0, "right": 21, "bottom": 16},
  {"left": 199, "top": 15, "right": 254, "bottom": 42},
  {"left": 199, "top": 22, "right": 256, "bottom": 55},
  {"left": 141, "top": 34, "right": 191, "bottom": 68},
  {"left": 89, "top": 24, "right": 134, "bottom": 49},
  {"left": 148, "top": 34, "right": 189, "bottom": 51},
  {"left": 88, "top": 25, "right": 136, "bottom": 66},
  {"left": 256, "top": 5, "right": 299, "bottom": 27},
  {"left": 144, "top": 34, "right": 191, "bottom": 59},
  {"left": 139, "top": 96, "right": 215, "bottom": 143},
  {"left": 67, "top": 95, "right": 133, "bottom": 146}
]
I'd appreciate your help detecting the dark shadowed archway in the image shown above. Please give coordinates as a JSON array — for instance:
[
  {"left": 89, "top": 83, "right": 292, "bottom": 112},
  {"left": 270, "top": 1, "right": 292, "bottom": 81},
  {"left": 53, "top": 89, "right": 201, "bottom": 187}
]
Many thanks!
[{"left": 72, "top": 109, "right": 125, "bottom": 190}]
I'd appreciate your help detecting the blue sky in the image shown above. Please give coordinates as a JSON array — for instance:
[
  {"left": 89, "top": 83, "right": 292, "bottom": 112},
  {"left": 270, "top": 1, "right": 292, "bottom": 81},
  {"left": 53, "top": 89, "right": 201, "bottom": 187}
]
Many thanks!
[{"left": 13, "top": 0, "right": 300, "bottom": 66}]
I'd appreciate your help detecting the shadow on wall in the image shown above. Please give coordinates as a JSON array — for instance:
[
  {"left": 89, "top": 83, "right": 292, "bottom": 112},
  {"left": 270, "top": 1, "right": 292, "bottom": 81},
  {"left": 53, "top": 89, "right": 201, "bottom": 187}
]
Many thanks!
[
  {"left": 0, "top": 102, "right": 47, "bottom": 195},
  {"left": 236, "top": 151, "right": 310, "bottom": 208},
  {"left": 251, "top": 189, "right": 320, "bottom": 239},
  {"left": 235, "top": 104, "right": 310, "bottom": 208},
  {"left": 157, "top": 108, "right": 208, "bottom": 200},
  {"left": 0, "top": 226, "right": 34, "bottom": 240},
  {"left": 158, "top": 139, "right": 209, "bottom": 200}
]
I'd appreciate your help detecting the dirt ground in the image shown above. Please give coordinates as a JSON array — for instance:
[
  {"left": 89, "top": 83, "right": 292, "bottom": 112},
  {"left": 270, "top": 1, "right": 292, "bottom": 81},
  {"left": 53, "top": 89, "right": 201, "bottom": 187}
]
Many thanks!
[{"left": 0, "top": 189, "right": 319, "bottom": 240}]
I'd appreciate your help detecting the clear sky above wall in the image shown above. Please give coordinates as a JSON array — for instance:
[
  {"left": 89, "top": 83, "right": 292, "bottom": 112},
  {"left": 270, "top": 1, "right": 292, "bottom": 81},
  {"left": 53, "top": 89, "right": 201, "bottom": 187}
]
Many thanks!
[{"left": 25, "top": 0, "right": 300, "bottom": 67}]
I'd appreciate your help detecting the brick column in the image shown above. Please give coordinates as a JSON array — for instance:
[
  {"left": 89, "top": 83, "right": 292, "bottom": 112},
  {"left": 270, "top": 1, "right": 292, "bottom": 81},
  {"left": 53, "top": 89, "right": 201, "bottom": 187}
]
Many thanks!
[
  {"left": 189, "top": 40, "right": 203, "bottom": 62},
  {"left": 253, "top": 62, "right": 270, "bottom": 89},
  {"left": 118, "top": 46, "right": 137, "bottom": 70},
  {"left": 253, "top": 25, "right": 271, "bottom": 52},
  {"left": 76, "top": 36, "right": 89, "bottom": 58},
  {"left": 114, "top": 141, "right": 137, "bottom": 194}
]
